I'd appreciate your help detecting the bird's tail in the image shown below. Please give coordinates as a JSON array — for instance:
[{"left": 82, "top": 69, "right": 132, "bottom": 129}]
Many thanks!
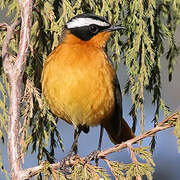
[{"left": 103, "top": 117, "right": 135, "bottom": 144}]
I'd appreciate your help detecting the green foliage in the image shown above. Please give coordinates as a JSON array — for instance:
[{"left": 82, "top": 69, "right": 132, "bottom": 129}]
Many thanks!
[
  {"left": 0, "top": 74, "right": 9, "bottom": 178},
  {"left": 107, "top": 147, "right": 155, "bottom": 180},
  {"left": 110, "top": 162, "right": 154, "bottom": 180},
  {"left": 162, "top": 0, "right": 180, "bottom": 81},
  {"left": 20, "top": 80, "right": 64, "bottom": 163},
  {"left": 134, "top": 147, "right": 155, "bottom": 166},
  {"left": 0, "top": 0, "right": 20, "bottom": 22},
  {"left": 36, "top": 161, "right": 66, "bottom": 180},
  {"left": 70, "top": 160, "right": 109, "bottom": 180},
  {"left": 35, "top": 158, "right": 109, "bottom": 180},
  {"left": 0, "top": 74, "right": 8, "bottom": 132},
  {"left": 0, "top": 0, "right": 180, "bottom": 179},
  {"left": 119, "top": 0, "right": 180, "bottom": 148}
]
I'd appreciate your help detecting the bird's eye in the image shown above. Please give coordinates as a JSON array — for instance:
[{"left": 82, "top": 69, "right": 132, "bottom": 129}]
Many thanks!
[{"left": 89, "top": 24, "right": 99, "bottom": 33}]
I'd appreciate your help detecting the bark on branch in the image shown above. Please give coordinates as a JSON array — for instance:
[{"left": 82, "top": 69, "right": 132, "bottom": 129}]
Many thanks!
[{"left": 2, "top": 0, "right": 32, "bottom": 179}]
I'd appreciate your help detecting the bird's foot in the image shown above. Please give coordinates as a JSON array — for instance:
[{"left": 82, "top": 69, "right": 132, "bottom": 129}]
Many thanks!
[
  {"left": 85, "top": 150, "right": 100, "bottom": 165},
  {"left": 60, "top": 154, "right": 77, "bottom": 174}
]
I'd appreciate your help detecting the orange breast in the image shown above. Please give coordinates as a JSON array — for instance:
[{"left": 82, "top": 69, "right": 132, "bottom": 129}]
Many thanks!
[{"left": 42, "top": 37, "right": 115, "bottom": 127}]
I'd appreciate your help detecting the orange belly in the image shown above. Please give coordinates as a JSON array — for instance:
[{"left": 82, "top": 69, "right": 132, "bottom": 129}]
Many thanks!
[{"left": 42, "top": 43, "right": 115, "bottom": 127}]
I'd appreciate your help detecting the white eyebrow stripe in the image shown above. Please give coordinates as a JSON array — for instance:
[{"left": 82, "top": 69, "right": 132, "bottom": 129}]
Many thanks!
[{"left": 67, "top": 18, "right": 110, "bottom": 29}]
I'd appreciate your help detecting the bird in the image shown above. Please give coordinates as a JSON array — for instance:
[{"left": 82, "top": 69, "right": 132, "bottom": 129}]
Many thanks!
[{"left": 41, "top": 13, "right": 135, "bottom": 156}]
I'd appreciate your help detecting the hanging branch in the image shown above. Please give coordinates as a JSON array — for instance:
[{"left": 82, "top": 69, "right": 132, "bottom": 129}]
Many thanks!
[{"left": 2, "top": 0, "right": 33, "bottom": 179}]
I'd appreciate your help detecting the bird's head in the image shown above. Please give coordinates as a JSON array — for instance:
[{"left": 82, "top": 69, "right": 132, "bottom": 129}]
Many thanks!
[{"left": 64, "top": 14, "right": 124, "bottom": 48}]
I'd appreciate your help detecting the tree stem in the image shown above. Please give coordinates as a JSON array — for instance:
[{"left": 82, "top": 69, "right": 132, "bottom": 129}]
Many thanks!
[{"left": 2, "top": 0, "right": 32, "bottom": 179}]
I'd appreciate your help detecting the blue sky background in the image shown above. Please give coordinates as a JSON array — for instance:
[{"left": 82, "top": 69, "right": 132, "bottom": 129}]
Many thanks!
[{"left": 0, "top": 8, "right": 180, "bottom": 180}]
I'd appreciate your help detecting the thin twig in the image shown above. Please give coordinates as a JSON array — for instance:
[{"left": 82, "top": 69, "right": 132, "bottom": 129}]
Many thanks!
[
  {"left": 104, "top": 158, "right": 119, "bottom": 180},
  {"left": 127, "top": 144, "right": 142, "bottom": 180},
  {"left": 0, "top": 22, "right": 8, "bottom": 30},
  {"left": 20, "top": 79, "right": 34, "bottom": 162},
  {"left": 2, "top": 18, "right": 21, "bottom": 69}
]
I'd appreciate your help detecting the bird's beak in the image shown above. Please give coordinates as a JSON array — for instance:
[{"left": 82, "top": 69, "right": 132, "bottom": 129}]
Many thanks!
[{"left": 105, "top": 25, "right": 126, "bottom": 32}]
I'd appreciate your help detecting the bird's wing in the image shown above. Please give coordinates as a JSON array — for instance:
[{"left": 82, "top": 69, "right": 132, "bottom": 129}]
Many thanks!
[{"left": 103, "top": 58, "right": 135, "bottom": 144}]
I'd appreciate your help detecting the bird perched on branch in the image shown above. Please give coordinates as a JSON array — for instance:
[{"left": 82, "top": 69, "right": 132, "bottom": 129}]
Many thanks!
[{"left": 42, "top": 13, "right": 135, "bottom": 156}]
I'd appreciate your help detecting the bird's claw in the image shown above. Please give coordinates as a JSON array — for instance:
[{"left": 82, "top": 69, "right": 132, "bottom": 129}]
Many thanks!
[
  {"left": 85, "top": 150, "right": 100, "bottom": 164},
  {"left": 60, "top": 154, "right": 77, "bottom": 174}
]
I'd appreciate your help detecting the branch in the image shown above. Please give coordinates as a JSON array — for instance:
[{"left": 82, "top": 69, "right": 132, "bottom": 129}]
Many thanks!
[
  {"left": 104, "top": 158, "right": 119, "bottom": 180},
  {"left": 0, "top": 23, "right": 8, "bottom": 30},
  {"left": 23, "top": 156, "right": 77, "bottom": 179},
  {"left": 127, "top": 144, "right": 142, "bottom": 180},
  {"left": 2, "top": 0, "right": 33, "bottom": 179},
  {"left": 2, "top": 19, "right": 21, "bottom": 73},
  {"left": 98, "top": 111, "right": 178, "bottom": 157},
  {"left": 18, "top": 111, "right": 179, "bottom": 179}
]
